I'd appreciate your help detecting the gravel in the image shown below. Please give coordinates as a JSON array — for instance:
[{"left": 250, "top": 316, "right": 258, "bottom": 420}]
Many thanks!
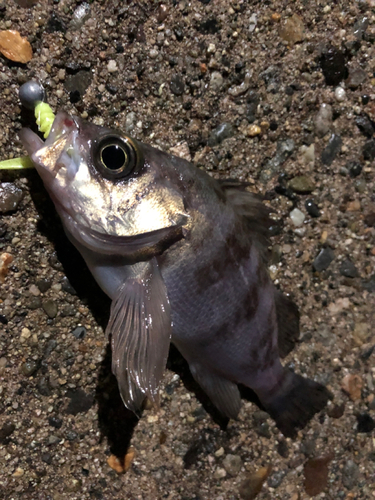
[{"left": 0, "top": 1, "right": 374, "bottom": 499}]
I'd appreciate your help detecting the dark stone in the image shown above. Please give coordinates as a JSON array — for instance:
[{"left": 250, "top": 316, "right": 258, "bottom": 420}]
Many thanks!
[
  {"left": 277, "top": 439, "right": 289, "bottom": 458},
  {"left": 72, "top": 326, "right": 86, "bottom": 340},
  {"left": 255, "top": 422, "right": 271, "bottom": 439},
  {"left": 70, "top": 90, "right": 81, "bottom": 104},
  {"left": 208, "top": 122, "right": 234, "bottom": 146},
  {"left": 37, "top": 377, "right": 51, "bottom": 396},
  {"left": 362, "top": 94, "right": 370, "bottom": 105},
  {"left": 342, "top": 460, "right": 359, "bottom": 490},
  {"left": 61, "top": 304, "right": 76, "bottom": 317},
  {"left": 300, "top": 438, "right": 316, "bottom": 457},
  {"left": 320, "top": 46, "right": 348, "bottom": 86},
  {"left": 363, "top": 139, "right": 375, "bottom": 160},
  {"left": 362, "top": 274, "right": 375, "bottom": 292},
  {"left": 364, "top": 212, "right": 375, "bottom": 227},
  {"left": 21, "top": 360, "right": 39, "bottom": 377},
  {"left": 0, "top": 183, "right": 23, "bottom": 214},
  {"left": 356, "top": 413, "right": 375, "bottom": 433},
  {"left": 48, "top": 252, "right": 64, "bottom": 271},
  {"left": 270, "top": 121, "right": 278, "bottom": 131},
  {"left": 46, "top": 11, "right": 66, "bottom": 33},
  {"left": 267, "top": 470, "right": 286, "bottom": 488},
  {"left": 66, "top": 389, "right": 94, "bottom": 415},
  {"left": 198, "top": 18, "right": 220, "bottom": 34},
  {"left": 45, "top": 339, "right": 57, "bottom": 357},
  {"left": 174, "top": 27, "right": 183, "bottom": 42},
  {"left": 0, "top": 221, "right": 7, "bottom": 237},
  {"left": 170, "top": 74, "right": 185, "bottom": 96},
  {"left": 105, "top": 84, "right": 118, "bottom": 95},
  {"left": 36, "top": 279, "right": 52, "bottom": 293},
  {"left": 66, "top": 430, "right": 78, "bottom": 441},
  {"left": 339, "top": 260, "right": 358, "bottom": 278},
  {"left": 313, "top": 248, "right": 335, "bottom": 272},
  {"left": 41, "top": 452, "right": 52, "bottom": 464},
  {"left": 321, "top": 134, "right": 342, "bottom": 166},
  {"left": 0, "top": 314, "right": 8, "bottom": 325},
  {"left": 42, "top": 299, "right": 58, "bottom": 319},
  {"left": 353, "top": 16, "right": 369, "bottom": 40},
  {"left": 0, "top": 422, "right": 15, "bottom": 442},
  {"left": 355, "top": 114, "right": 375, "bottom": 137},
  {"left": 61, "top": 277, "right": 76, "bottom": 295},
  {"left": 327, "top": 403, "right": 345, "bottom": 419},
  {"left": 305, "top": 199, "right": 321, "bottom": 218},
  {"left": 27, "top": 297, "right": 42, "bottom": 310},
  {"left": 48, "top": 416, "right": 63, "bottom": 429},
  {"left": 347, "top": 161, "right": 362, "bottom": 178}
]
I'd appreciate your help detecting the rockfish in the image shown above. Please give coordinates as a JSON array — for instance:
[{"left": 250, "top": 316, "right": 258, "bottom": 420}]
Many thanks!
[{"left": 20, "top": 109, "right": 330, "bottom": 437}]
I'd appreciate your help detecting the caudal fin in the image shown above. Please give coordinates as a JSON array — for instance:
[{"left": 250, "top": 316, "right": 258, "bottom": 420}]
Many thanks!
[{"left": 261, "top": 370, "right": 331, "bottom": 438}]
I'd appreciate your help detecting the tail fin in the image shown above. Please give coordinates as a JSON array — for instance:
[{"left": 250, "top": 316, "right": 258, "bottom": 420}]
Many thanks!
[{"left": 261, "top": 370, "right": 331, "bottom": 438}]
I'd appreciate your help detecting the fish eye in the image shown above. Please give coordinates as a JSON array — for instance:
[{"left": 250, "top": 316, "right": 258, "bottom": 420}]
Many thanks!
[{"left": 93, "top": 134, "right": 143, "bottom": 179}]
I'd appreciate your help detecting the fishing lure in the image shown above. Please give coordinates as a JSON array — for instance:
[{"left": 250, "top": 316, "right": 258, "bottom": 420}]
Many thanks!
[{"left": 0, "top": 81, "right": 54, "bottom": 170}]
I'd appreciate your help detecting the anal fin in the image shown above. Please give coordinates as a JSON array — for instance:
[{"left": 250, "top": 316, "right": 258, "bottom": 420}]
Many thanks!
[{"left": 189, "top": 364, "right": 241, "bottom": 420}]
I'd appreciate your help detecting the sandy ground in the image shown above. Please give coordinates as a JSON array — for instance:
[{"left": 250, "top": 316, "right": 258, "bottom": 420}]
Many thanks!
[{"left": 0, "top": 0, "right": 374, "bottom": 499}]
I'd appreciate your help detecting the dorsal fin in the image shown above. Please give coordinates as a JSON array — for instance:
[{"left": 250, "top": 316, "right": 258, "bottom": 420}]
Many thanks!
[{"left": 219, "top": 179, "right": 273, "bottom": 263}]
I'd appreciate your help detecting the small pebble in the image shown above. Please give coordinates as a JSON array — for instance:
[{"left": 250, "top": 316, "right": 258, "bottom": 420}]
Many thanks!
[
  {"left": 290, "top": 208, "right": 305, "bottom": 227},
  {"left": 42, "top": 299, "right": 58, "bottom": 319},
  {"left": 210, "top": 71, "right": 223, "bottom": 91},
  {"left": 21, "top": 360, "right": 38, "bottom": 377},
  {"left": 341, "top": 374, "right": 363, "bottom": 401},
  {"left": 247, "top": 124, "right": 261, "bottom": 137},
  {"left": 222, "top": 454, "right": 243, "bottom": 476},
  {"left": 347, "top": 161, "right": 362, "bottom": 178},
  {"left": 72, "top": 326, "right": 87, "bottom": 339},
  {"left": 342, "top": 460, "right": 359, "bottom": 490},
  {"left": 321, "top": 134, "right": 342, "bottom": 166},
  {"left": 170, "top": 74, "right": 185, "bottom": 96},
  {"left": 339, "top": 259, "right": 358, "bottom": 278},
  {"left": 107, "top": 60, "right": 118, "bottom": 73},
  {"left": 305, "top": 199, "right": 320, "bottom": 217},
  {"left": 279, "top": 14, "right": 304, "bottom": 44},
  {"left": 0, "top": 183, "right": 23, "bottom": 214},
  {"left": 334, "top": 86, "right": 346, "bottom": 102},
  {"left": 214, "top": 468, "right": 227, "bottom": 479},
  {"left": 346, "top": 67, "right": 367, "bottom": 89},
  {"left": 313, "top": 248, "right": 334, "bottom": 272},
  {"left": 239, "top": 465, "right": 272, "bottom": 500},
  {"left": 314, "top": 104, "right": 332, "bottom": 138},
  {"left": 356, "top": 413, "right": 375, "bottom": 433},
  {"left": 362, "top": 139, "right": 375, "bottom": 160},
  {"left": 208, "top": 123, "right": 234, "bottom": 146},
  {"left": 288, "top": 176, "right": 315, "bottom": 194}
]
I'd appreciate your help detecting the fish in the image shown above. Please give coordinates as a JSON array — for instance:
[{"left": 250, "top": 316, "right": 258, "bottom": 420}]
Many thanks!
[{"left": 20, "top": 110, "right": 330, "bottom": 438}]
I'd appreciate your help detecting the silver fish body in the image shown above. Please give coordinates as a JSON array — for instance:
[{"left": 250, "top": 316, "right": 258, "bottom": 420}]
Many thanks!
[{"left": 21, "top": 111, "right": 330, "bottom": 437}]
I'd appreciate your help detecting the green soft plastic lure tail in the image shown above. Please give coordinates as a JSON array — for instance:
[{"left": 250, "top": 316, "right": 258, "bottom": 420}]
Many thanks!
[{"left": 0, "top": 81, "right": 55, "bottom": 170}]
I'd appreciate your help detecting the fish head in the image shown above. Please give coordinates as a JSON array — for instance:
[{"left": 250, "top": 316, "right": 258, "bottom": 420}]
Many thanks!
[{"left": 20, "top": 112, "right": 188, "bottom": 257}]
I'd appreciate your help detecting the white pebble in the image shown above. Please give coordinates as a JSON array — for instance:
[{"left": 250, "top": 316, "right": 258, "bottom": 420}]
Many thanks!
[
  {"left": 107, "top": 60, "right": 118, "bottom": 73},
  {"left": 335, "top": 86, "right": 346, "bottom": 102},
  {"left": 290, "top": 208, "right": 305, "bottom": 227}
]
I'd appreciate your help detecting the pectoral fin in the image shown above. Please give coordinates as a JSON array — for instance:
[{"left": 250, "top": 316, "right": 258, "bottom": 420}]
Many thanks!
[{"left": 106, "top": 259, "right": 172, "bottom": 415}]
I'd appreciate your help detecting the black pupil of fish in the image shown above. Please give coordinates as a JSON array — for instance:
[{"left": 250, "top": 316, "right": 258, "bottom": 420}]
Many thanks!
[{"left": 101, "top": 144, "right": 127, "bottom": 171}]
